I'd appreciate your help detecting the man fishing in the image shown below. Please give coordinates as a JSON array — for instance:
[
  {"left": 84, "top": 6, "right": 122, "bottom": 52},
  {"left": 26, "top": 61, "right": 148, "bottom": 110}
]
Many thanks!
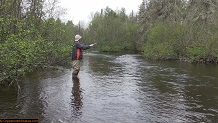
[{"left": 72, "top": 34, "right": 96, "bottom": 77}]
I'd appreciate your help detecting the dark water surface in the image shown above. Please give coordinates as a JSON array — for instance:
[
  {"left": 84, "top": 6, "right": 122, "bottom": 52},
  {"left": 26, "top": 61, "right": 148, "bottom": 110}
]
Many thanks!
[{"left": 1, "top": 53, "right": 218, "bottom": 123}]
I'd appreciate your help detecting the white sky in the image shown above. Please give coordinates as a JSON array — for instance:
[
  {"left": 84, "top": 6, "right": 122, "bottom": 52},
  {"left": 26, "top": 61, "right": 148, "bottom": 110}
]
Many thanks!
[{"left": 58, "top": 0, "right": 142, "bottom": 24}]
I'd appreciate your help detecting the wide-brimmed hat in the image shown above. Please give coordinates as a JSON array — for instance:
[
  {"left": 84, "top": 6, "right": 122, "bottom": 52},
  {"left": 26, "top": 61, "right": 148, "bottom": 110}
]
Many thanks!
[{"left": 75, "top": 34, "right": 82, "bottom": 41}]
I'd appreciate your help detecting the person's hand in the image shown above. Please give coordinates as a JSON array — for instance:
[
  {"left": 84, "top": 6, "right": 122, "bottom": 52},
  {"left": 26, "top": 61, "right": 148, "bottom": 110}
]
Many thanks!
[{"left": 89, "top": 43, "right": 96, "bottom": 47}]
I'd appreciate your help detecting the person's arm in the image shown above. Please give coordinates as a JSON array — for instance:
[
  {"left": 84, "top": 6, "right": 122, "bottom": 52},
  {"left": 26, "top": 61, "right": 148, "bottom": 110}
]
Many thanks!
[{"left": 75, "top": 42, "right": 90, "bottom": 50}]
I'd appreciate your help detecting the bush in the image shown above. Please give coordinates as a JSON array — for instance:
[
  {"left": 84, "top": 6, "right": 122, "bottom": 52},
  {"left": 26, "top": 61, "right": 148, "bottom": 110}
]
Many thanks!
[{"left": 142, "top": 22, "right": 183, "bottom": 59}]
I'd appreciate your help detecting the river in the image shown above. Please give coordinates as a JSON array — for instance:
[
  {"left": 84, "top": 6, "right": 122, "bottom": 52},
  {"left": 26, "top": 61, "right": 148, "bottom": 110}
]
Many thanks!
[{"left": 0, "top": 53, "right": 218, "bottom": 123}]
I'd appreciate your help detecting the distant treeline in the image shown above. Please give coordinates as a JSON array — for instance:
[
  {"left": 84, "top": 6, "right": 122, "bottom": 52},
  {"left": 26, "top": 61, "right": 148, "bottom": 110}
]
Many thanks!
[{"left": 1, "top": 0, "right": 218, "bottom": 84}]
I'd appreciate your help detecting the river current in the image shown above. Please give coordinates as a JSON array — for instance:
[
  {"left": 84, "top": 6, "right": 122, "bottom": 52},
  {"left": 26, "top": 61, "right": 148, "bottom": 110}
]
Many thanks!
[{"left": 0, "top": 53, "right": 218, "bottom": 123}]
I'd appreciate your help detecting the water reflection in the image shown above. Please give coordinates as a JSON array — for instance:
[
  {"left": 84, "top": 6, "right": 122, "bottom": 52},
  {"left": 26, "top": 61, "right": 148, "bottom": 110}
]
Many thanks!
[
  {"left": 71, "top": 77, "right": 83, "bottom": 118},
  {"left": 0, "top": 85, "right": 18, "bottom": 118}
]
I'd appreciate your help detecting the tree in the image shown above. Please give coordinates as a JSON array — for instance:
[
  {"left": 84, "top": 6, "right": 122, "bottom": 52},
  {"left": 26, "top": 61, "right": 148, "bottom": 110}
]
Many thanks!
[{"left": 0, "top": 0, "right": 76, "bottom": 84}]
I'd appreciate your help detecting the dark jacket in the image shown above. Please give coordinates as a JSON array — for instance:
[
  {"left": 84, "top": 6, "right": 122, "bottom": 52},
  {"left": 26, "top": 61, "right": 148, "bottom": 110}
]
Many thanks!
[{"left": 72, "top": 41, "right": 91, "bottom": 60}]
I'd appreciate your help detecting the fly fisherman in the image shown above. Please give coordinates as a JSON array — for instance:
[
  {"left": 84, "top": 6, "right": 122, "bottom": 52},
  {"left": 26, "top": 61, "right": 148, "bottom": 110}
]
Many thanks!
[{"left": 72, "top": 34, "right": 96, "bottom": 77}]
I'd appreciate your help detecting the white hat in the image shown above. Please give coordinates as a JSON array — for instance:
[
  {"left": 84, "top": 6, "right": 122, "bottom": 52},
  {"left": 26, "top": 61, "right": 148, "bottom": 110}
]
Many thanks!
[{"left": 75, "top": 34, "right": 82, "bottom": 41}]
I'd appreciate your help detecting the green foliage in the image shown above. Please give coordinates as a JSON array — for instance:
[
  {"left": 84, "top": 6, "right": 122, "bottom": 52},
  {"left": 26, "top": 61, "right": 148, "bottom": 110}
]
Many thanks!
[
  {"left": 143, "top": 22, "right": 183, "bottom": 59},
  {"left": 142, "top": 20, "right": 218, "bottom": 61},
  {"left": 1, "top": 19, "right": 74, "bottom": 82},
  {"left": 139, "top": 0, "right": 218, "bottom": 63},
  {"left": 186, "top": 47, "right": 205, "bottom": 57},
  {"left": 182, "top": 21, "right": 218, "bottom": 61},
  {"left": 85, "top": 7, "right": 139, "bottom": 52},
  {"left": 0, "top": 1, "right": 75, "bottom": 83}
]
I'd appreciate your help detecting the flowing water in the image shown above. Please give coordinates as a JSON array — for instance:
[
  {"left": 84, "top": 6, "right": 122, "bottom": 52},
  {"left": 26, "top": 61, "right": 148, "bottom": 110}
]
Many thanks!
[{"left": 0, "top": 53, "right": 218, "bottom": 123}]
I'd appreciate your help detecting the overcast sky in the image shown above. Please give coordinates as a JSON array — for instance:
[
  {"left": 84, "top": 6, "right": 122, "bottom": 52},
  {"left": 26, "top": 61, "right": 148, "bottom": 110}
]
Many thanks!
[{"left": 59, "top": 0, "right": 142, "bottom": 24}]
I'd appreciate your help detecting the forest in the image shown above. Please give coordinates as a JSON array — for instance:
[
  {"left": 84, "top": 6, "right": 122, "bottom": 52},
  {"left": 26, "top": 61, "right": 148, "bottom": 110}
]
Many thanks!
[{"left": 1, "top": 0, "right": 218, "bottom": 84}]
